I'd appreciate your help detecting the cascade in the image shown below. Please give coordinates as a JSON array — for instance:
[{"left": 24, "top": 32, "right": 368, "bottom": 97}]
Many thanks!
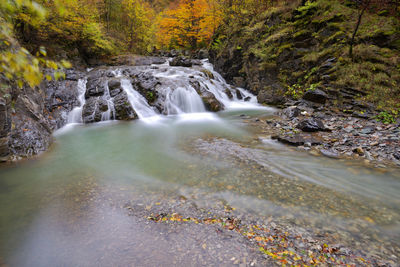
[
  {"left": 67, "top": 79, "right": 87, "bottom": 123},
  {"left": 120, "top": 79, "right": 158, "bottom": 119},
  {"left": 67, "top": 59, "right": 264, "bottom": 125}
]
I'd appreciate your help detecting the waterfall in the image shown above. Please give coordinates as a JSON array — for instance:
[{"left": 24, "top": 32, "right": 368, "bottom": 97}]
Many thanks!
[
  {"left": 67, "top": 79, "right": 87, "bottom": 123},
  {"left": 66, "top": 59, "right": 266, "bottom": 125},
  {"left": 165, "top": 86, "right": 205, "bottom": 114},
  {"left": 120, "top": 79, "right": 158, "bottom": 119},
  {"left": 101, "top": 83, "right": 116, "bottom": 121}
]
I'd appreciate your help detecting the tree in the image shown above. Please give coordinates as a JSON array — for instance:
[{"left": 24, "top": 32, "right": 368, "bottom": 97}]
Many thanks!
[
  {"left": 349, "top": 0, "right": 400, "bottom": 59},
  {"left": 0, "top": 0, "right": 68, "bottom": 102},
  {"left": 122, "top": 0, "right": 155, "bottom": 53},
  {"left": 157, "top": 0, "right": 222, "bottom": 49}
]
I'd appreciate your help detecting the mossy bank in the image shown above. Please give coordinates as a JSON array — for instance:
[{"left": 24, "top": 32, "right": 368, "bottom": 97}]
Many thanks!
[{"left": 210, "top": 0, "right": 400, "bottom": 119}]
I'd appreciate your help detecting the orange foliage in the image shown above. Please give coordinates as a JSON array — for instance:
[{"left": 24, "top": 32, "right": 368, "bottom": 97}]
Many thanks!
[{"left": 156, "top": 0, "right": 222, "bottom": 49}]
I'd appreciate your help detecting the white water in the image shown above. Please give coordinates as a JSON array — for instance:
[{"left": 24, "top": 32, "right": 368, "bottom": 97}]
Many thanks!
[
  {"left": 67, "top": 79, "right": 87, "bottom": 123},
  {"left": 67, "top": 59, "right": 269, "bottom": 125},
  {"left": 120, "top": 79, "right": 158, "bottom": 119},
  {"left": 165, "top": 86, "right": 205, "bottom": 114},
  {"left": 101, "top": 83, "right": 116, "bottom": 121}
]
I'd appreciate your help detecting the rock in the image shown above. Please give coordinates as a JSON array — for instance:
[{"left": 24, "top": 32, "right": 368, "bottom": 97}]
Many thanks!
[
  {"left": 394, "top": 152, "right": 400, "bottom": 160},
  {"left": 85, "top": 77, "right": 105, "bottom": 98},
  {"left": 202, "top": 95, "right": 223, "bottom": 112},
  {"left": 110, "top": 88, "right": 122, "bottom": 97},
  {"left": 225, "top": 89, "right": 233, "bottom": 99},
  {"left": 113, "top": 91, "right": 138, "bottom": 120},
  {"left": 297, "top": 118, "right": 326, "bottom": 132},
  {"left": 235, "top": 89, "right": 243, "bottom": 100},
  {"left": 272, "top": 134, "right": 322, "bottom": 146},
  {"left": 108, "top": 79, "right": 121, "bottom": 91},
  {"left": 244, "top": 96, "right": 251, "bottom": 102},
  {"left": 302, "top": 89, "right": 328, "bottom": 104},
  {"left": 257, "top": 90, "right": 285, "bottom": 106},
  {"left": 197, "top": 49, "right": 209, "bottom": 59},
  {"left": 82, "top": 97, "right": 108, "bottom": 123},
  {"left": 169, "top": 56, "right": 193, "bottom": 67},
  {"left": 282, "top": 106, "right": 300, "bottom": 119},
  {"left": 320, "top": 149, "right": 340, "bottom": 159},
  {"left": 353, "top": 146, "right": 364, "bottom": 155},
  {"left": 343, "top": 126, "right": 354, "bottom": 133},
  {"left": 360, "top": 126, "right": 375, "bottom": 134}
]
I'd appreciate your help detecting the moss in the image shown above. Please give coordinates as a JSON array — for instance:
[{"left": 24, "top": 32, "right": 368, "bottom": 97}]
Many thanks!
[
  {"left": 322, "top": 31, "right": 347, "bottom": 46},
  {"left": 264, "top": 27, "right": 293, "bottom": 43},
  {"left": 301, "top": 47, "right": 336, "bottom": 63}
]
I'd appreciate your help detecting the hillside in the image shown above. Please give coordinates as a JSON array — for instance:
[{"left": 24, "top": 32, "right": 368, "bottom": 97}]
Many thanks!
[{"left": 210, "top": 0, "right": 400, "bottom": 120}]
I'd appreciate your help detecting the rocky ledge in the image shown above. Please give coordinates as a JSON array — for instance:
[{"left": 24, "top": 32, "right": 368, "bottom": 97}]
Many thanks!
[{"left": 248, "top": 104, "right": 400, "bottom": 167}]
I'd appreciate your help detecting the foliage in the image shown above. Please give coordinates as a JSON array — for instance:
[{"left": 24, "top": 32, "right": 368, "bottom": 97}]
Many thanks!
[
  {"left": 285, "top": 84, "right": 303, "bottom": 99},
  {"left": 375, "top": 110, "right": 399, "bottom": 124},
  {"left": 156, "top": 0, "right": 222, "bottom": 49},
  {"left": 122, "top": 0, "right": 155, "bottom": 53},
  {"left": 0, "top": 0, "right": 69, "bottom": 100}
]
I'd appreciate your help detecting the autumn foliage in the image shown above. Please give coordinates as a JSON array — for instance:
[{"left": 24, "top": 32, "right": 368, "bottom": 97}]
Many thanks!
[{"left": 156, "top": 0, "right": 222, "bottom": 49}]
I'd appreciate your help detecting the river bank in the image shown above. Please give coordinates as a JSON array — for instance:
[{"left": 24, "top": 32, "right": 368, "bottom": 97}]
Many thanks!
[{"left": 247, "top": 106, "right": 400, "bottom": 168}]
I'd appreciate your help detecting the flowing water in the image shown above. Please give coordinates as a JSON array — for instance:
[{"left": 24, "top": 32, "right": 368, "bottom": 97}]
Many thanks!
[{"left": 0, "top": 60, "right": 400, "bottom": 266}]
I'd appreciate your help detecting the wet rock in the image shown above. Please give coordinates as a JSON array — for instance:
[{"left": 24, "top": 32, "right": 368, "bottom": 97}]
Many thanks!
[
  {"left": 320, "top": 149, "right": 340, "bottom": 159},
  {"left": 169, "top": 56, "right": 193, "bottom": 67},
  {"left": 297, "top": 118, "right": 326, "bottom": 132},
  {"left": 394, "top": 152, "right": 400, "bottom": 160},
  {"left": 108, "top": 79, "right": 121, "bottom": 91},
  {"left": 113, "top": 91, "right": 138, "bottom": 121},
  {"left": 202, "top": 92, "right": 223, "bottom": 112},
  {"left": 225, "top": 89, "right": 233, "bottom": 99},
  {"left": 85, "top": 77, "right": 106, "bottom": 98},
  {"left": 82, "top": 97, "right": 108, "bottom": 123},
  {"left": 65, "top": 69, "right": 84, "bottom": 81},
  {"left": 244, "top": 96, "right": 251, "bottom": 102},
  {"left": 110, "top": 88, "right": 122, "bottom": 97},
  {"left": 235, "top": 89, "right": 243, "bottom": 100},
  {"left": 272, "top": 134, "right": 322, "bottom": 146},
  {"left": 302, "top": 89, "right": 328, "bottom": 104}
]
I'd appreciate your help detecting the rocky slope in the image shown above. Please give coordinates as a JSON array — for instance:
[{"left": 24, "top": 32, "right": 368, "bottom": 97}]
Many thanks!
[{"left": 210, "top": 0, "right": 400, "bottom": 116}]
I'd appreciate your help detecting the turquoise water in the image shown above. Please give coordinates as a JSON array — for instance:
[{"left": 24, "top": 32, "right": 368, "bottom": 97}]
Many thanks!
[{"left": 0, "top": 109, "right": 399, "bottom": 266}]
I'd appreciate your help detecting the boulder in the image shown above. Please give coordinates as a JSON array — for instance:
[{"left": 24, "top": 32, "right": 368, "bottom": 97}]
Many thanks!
[
  {"left": 257, "top": 90, "right": 285, "bottom": 106},
  {"left": 297, "top": 118, "right": 326, "bottom": 132},
  {"left": 113, "top": 91, "right": 138, "bottom": 120},
  {"left": 202, "top": 95, "right": 223, "bottom": 112},
  {"left": 282, "top": 106, "right": 300, "bottom": 119},
  {"left": 169, "top": 56, "right": 193, "bottom": 67},
  {"left": 235, "top": 89, "right": 243, "bottom": 100},
  {"left": 108, "top": 79, "right": 121, "bottom": 91},
  {"left": 302, "top": 89, "right": 328, "bottom": 104},
  {"left": 82, "top": 97, "right": 108, "bottom": 123}
]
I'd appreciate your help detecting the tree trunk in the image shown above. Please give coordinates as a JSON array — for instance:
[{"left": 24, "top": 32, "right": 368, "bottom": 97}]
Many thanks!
[{"left": 349, "top": 0, "right": 370, "bottom": 60}]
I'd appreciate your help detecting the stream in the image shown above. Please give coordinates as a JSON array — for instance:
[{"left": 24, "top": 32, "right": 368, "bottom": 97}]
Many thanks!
[{"left": 0, "top": 59, "right": 399, "bottom": 266}]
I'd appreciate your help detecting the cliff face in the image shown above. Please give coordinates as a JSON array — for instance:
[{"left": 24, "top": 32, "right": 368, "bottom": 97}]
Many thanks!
[
  {"left": 0, "top": 70, "right": 83, "bottom": 162},
  {"left": 210, "top": 0, "right": 400, "bottom": 116}
]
